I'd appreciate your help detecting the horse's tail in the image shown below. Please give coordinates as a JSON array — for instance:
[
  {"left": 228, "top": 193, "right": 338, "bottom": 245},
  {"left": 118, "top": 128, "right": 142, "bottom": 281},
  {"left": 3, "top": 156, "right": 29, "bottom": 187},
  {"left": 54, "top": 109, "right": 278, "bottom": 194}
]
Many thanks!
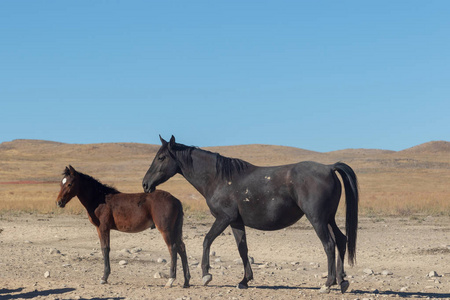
[{"left": 333, "top": 162, "right": 359, "bottom": 266}]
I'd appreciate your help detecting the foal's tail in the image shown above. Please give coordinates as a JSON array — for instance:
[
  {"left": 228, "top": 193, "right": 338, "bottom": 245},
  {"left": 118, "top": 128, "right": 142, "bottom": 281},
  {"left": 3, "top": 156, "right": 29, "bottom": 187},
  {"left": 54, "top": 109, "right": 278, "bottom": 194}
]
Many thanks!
[{"left": 333, "top": 162, "right": 359, "bottom": 266}]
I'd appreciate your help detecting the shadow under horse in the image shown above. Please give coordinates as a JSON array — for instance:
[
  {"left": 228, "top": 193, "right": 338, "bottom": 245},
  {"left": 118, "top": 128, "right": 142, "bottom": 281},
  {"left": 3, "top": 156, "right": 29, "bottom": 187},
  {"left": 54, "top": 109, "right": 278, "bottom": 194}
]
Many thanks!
[
  {"left": 57, "top": 165, "right": 190, "bottom": 288},
  {"left": 142, "top": 136, "right": 358, "bottom": 294}
]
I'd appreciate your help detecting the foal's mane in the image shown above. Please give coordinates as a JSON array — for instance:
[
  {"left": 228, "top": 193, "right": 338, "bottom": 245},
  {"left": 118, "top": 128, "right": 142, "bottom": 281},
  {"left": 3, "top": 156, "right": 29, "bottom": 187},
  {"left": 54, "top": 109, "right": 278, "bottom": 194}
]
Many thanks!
[
  {"left": 63, "top": 168, "right": 120, "bottom": 195},
  {"left": 171, "top": 143, "right": 251, "bottom": 181}
]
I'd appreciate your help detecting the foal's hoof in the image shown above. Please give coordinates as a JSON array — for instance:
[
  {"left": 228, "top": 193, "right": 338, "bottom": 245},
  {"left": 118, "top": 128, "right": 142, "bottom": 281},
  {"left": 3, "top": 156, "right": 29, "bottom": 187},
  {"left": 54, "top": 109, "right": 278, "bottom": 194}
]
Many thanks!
[
  {"left": 100, "top": 279, "right": 107, "bottom": 285},
  {"left": 340, "top": 280, "right": 350, "bottom": 293},
  {"left": 237, "top": 283, "right": 248, "bottom": 289},
  {"left": 202, "top": 274, "right": 212, "bottom": 286},
  {"left": 165, "top": 278, "right": 175, "bottom": 288},
  {"left": 319, "top": 285, "right": 331, "bottom": 294}
]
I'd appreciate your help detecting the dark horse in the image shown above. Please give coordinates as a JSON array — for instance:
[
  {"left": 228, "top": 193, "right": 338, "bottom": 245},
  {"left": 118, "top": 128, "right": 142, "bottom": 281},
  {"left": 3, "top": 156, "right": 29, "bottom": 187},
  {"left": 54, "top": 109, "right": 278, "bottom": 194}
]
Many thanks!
[
  {"left": 57, "top": 165, "right": 190, "bottom": 288},
  {"left": 143, "top": 136, "right": 358, "bottom": 293}
]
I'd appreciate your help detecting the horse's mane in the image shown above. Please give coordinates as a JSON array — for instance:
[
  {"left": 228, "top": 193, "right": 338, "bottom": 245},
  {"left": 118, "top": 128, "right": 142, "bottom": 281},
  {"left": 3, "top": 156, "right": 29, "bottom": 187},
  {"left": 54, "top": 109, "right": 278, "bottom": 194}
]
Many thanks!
[
  {"left": 63, "top": 168, "right": 120, "bottom": 195},
  {"left": 172, "top": 143, "right": 251, "bottom": 181}
]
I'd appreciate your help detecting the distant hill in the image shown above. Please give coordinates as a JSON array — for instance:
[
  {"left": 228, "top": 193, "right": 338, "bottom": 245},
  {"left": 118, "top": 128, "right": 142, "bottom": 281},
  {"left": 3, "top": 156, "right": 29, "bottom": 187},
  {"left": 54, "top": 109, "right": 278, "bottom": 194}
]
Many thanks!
[{"left": 399, "top": 141, "right": 450, "bottom": 154}]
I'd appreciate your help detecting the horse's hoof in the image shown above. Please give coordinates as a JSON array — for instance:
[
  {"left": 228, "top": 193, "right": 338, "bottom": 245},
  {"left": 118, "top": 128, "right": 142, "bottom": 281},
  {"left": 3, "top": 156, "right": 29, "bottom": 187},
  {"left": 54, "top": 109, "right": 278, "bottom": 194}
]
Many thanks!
[
  {"left": 340, "top": 280, "right": 350, "bottom": 293},
  {"left": 319, "top": 285, "right": 331, "bottom": 294},
  {"left": 100, "top": 279, "right": 107, "bottom": 284},
  {"left": 237, "top": 283, "right": 248, "bottom": 289},
  {"left": 202, "top": 274, "right": 212, "bottom": 286},
  {"left": 183, "top": 283, "right": 190, "bottom": 288},
  {"left": 165, "top": 278, "right": 175, "bottom": 288}
]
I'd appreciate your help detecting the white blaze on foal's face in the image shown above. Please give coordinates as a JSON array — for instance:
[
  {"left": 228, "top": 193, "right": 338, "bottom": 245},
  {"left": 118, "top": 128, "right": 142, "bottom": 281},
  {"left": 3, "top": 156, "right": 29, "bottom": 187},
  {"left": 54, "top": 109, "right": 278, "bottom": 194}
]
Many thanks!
[{"left": 62, "top": 177, "right": 67, "bottom": 185}]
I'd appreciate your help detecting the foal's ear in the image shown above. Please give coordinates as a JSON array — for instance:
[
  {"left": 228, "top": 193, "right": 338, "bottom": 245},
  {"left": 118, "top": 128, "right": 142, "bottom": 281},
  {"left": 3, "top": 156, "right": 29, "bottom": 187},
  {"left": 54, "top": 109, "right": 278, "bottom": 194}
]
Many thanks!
[
  {"left": 159, "top": 135, "right": 168, "bottom": 146},
  {"left": 68, "top": 165, "right": 76, "bottom": 175}
]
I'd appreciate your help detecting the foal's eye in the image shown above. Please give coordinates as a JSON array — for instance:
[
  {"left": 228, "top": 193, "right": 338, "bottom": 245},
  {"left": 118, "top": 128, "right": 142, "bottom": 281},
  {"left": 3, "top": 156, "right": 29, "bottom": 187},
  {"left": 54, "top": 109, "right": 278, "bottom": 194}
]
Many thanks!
[
  {"left": 68, "top": 183, "right": 72, "bottom": 187},
  {"left": 158, "top": 156, "right": 166, "bottom": 161}
]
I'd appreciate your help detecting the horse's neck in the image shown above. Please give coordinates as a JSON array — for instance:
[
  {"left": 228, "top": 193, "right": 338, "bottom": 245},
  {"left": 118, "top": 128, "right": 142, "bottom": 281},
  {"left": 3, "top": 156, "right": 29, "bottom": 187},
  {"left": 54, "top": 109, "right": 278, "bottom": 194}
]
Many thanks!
[
  {"left": 180, "top": 149, "right": 218, "bottom": 199},
  {"left": 77, "top": 178, "right": 104, "bottom": 213}
]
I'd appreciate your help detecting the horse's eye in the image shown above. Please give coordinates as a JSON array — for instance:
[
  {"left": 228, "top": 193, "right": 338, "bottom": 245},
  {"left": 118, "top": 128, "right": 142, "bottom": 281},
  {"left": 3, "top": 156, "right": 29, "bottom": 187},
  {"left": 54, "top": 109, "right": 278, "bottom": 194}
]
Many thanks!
[
  {"left": 158, "top": 156, "right": 166, "bottom": 161},
  {"left": 68, "top": 183, "right": 72, "bottom": 187}
]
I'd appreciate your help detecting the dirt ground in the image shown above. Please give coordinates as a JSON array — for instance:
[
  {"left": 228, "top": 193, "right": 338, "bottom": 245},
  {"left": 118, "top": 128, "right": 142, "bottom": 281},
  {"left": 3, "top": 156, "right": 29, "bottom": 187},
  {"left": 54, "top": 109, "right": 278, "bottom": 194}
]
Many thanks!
[{"left": 0, "top": 213, "right": 449, "bottom": 300}]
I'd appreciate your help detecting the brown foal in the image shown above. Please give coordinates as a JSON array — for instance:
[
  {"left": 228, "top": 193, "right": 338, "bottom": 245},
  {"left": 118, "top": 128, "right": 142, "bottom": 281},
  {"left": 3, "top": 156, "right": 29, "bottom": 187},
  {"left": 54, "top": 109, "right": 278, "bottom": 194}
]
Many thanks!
[{"left": 56, "top": 165, "right": 190, "bottom": 288}]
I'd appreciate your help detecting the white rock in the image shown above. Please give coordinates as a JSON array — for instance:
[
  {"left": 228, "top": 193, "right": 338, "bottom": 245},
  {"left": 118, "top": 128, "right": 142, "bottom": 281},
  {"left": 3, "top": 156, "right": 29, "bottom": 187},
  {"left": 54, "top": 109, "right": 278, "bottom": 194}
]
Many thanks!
[
  {"left": 50, "top": 248, "right": 61, "bottom": 255},
  {"left": 119, "top": 260, "right": 128, "bottom": 266},
  {"left": 363, "top": 268, "right": 374, "bottom": 275},
  {"left": 429, "top": 271, "right": 439, "bottom": 277},
  {"left": 44, "top": 271, "right": 50, "bottom": 278},
  {"left": 382, "top": 270, "right": 393, "bottom": 276},
  {"left": 130, "top": 247, "right": 142, "bottom": 254},
  {"left": 157, "top": 257, "right": 167, "bottom": 264}
]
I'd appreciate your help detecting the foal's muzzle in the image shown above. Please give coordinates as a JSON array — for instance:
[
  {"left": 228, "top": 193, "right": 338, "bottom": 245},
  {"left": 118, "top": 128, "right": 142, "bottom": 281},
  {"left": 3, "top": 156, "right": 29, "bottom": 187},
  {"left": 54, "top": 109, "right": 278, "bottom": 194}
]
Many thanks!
[{"left": 57, "top": 199, "right": 66, "bottom": 208}]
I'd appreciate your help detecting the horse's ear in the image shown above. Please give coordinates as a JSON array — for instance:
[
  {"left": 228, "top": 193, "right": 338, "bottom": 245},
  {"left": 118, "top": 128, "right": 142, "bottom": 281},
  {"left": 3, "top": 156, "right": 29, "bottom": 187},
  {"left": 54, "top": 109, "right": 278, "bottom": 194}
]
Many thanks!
[
  {"left": 64, "top": 166, "right": 70, "bottom": 175},
  {"left": 168, "top": 135, "right": 176, "bottom": 149},
  {"left": 159, "top": 135, "right": 168, "bottom": 146},
  {"left": 68, "top": 165, "right": 76, "bottom": 175}
]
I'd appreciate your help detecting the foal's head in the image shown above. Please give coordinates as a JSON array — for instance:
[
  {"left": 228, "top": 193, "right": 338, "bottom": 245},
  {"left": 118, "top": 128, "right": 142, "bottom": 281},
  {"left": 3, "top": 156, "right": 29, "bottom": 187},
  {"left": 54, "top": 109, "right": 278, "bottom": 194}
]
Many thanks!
[
  {"left": 56, "top": 165, "right": 80, "bottom": 208},
  {"left": 142, "top": 135, "right": 181, "bottom": 193}
]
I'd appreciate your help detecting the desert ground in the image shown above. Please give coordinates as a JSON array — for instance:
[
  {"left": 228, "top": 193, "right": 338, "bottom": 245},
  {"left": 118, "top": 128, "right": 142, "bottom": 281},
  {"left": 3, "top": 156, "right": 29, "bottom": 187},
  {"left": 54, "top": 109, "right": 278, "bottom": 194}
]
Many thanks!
[
  {"left": 0, "top": 213, "right": 449, "bottom": 300},
  {"left": 0, "top": 139, "right": 449, "bottom": 299}
]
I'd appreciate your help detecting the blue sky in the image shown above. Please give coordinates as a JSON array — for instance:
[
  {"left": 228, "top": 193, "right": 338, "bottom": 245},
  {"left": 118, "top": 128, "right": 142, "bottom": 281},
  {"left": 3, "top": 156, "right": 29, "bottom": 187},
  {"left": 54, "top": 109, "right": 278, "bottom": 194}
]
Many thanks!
[{"left": 1, "top": 1, "right": 449, "bottom": 152}]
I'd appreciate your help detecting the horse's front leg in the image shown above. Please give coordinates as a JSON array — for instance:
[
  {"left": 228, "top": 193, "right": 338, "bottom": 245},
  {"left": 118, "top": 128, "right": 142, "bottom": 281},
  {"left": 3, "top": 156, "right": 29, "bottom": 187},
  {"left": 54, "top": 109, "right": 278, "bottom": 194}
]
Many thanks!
[
  {"left": 231, "top": 221, "right": 253, "bottom": 289},
  {"left": 201, "top": 216, "right": 231, "bottom": 286},
  {"left": 97, "top": 226, "right": 111, "bottom": 284}
]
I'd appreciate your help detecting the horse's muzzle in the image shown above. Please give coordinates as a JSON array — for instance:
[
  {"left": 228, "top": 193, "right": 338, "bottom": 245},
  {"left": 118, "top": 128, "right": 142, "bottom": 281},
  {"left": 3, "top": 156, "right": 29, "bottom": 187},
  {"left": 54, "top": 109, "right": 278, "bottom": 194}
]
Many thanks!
[
  {"left": 57, "top": 199, "right": 66, "bottom": 208},
  {"left": 142, "top": 183, "right": 155, "bottom": 193}
]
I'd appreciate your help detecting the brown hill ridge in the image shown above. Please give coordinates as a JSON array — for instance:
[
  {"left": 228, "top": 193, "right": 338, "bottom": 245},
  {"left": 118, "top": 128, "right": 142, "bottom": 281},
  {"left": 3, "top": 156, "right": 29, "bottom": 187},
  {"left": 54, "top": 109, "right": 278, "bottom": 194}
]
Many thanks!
[{"left": 399, "top": 141, "right": 450, "bottom": 154}]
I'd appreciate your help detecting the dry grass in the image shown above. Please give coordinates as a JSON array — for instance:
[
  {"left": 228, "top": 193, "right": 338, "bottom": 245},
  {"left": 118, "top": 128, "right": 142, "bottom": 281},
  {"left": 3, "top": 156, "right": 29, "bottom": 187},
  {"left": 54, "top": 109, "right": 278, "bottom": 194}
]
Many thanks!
[{"left": 1, "top": 139, "right": 449, "bottom": 217}]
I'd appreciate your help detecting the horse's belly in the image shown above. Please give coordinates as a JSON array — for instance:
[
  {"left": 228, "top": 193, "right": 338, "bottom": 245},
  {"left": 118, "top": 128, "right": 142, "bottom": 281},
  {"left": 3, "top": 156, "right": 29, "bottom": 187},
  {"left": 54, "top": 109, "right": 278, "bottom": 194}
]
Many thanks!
[
  {"left": 239, "top": 201, "right": 303, "bottom": 231},
  {"left": 113, "top": 211, "right": 154, "bottom": 233}
]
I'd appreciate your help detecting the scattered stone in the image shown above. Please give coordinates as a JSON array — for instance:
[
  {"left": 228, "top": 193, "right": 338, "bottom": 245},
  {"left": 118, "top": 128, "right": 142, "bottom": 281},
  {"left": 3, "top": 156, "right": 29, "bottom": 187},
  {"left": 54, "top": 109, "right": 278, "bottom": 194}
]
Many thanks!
[
  {"left": 119, "top": 260, "right": 128, "bottom": 266},
  {"left": 400, "top": 286, "right": 408, "bottom": 292},
  {"left": 363, "top": 268, "right": 374, "bottom": 275},
  {"left": 24, "top": 240, "right": 32, "bottom": 244},
  {"left": 49, "top": 248, "right": 61, "bottom": 255},
  {"left": 382, "top": 270, "right": 393, "bottom": 276},
  {"left": 321, "top": 272, "right": 328, "bottom": 278},
  {"left": 211, "top": 251, "right": 216, "bottom": 256},
  {"left": 428, "top": 271, "right": 439, "bottom": 277},
  {"left": 214, "top": 258, "right": 222, "bottom": 263},
  {"left": 44, "top": 271, "right": 50, "bottom": 278},
  {"left": 157, "top": 257, "right": 167, "bottom": 264},
  {"left": 130, "top": 247, "right": 142, "bottom": 254}
]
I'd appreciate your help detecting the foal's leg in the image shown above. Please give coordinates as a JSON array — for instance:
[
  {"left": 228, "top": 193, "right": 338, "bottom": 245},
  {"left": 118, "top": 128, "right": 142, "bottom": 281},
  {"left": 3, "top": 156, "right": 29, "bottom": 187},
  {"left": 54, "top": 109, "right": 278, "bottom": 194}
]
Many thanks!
[
  {"left": 310, "top": 221, "right": 336, "bottom": 293},
  {"left": 176, "top": 239, "right": 191, "bottom": 288},
  {"left": 160, "top": 231, "right": 177, "bottom": 288},
  {"left": 230, "top": 221, "right": 253, "bottom": 289},
  {"left": 96, "top": 226, "right": 111, "bottom": 284},
  {"left": 329, "top": 220, "right": 349, "bottom": 293},
  {"left": 201, "top": 216, "right": 231, "bottom": 286}
]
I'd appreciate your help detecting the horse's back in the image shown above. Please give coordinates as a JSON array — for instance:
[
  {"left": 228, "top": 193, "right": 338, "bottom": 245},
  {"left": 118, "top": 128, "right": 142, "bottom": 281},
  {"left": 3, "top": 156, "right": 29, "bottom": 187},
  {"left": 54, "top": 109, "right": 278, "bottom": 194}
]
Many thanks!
[
  {"left": 105, "top": 190, "right": 182, "bottom": 233},
  {"left": 224, "top": 161, "right": 340, "bottom": 230}
]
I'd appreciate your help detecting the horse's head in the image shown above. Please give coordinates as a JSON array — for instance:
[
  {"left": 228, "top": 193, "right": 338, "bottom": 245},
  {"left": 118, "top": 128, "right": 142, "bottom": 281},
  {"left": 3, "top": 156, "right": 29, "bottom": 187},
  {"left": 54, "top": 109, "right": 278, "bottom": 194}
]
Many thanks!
[
  {"left": 56, "top": 165, "right": 79, "bottom": 208},
  {"left": 142, "top": 135, "right": 180, "bottom": 193}
]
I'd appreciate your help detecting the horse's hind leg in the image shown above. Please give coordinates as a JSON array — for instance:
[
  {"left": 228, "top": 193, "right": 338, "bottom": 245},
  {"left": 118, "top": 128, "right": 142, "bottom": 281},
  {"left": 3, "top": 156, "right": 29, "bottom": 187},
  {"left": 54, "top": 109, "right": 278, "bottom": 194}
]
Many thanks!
[
  {"left": 176, "top": 239, "right": 191, "bottom": 288},
  {"left": 96, "top": 226, "right": 111, "bottom": 284},
  {"left": 329, "top": 220, "right": 349, "bottom": 293},
  {"left": 310, "top": 221, "right": 336, "bottom": 293},
  {"left": 160, "top": 231, "right": 177, "bottom": 288},
  {"left": 231, "top": 221, "right": 253, "bottom": 289}
]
